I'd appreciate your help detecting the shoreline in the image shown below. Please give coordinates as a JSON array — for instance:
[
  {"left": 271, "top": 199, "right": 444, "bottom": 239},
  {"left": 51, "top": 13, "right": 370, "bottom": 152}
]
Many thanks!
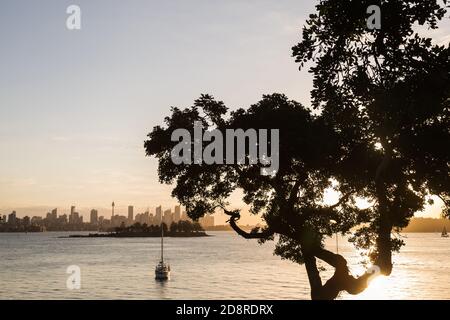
[{"left": 60, "top": 231, "right": 210, "bottom": 238}]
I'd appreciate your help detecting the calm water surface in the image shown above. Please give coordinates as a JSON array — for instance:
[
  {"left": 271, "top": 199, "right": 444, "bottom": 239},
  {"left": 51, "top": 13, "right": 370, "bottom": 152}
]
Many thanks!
[{"left": 0, "top": 231, "right": 448, "bottom": 299}]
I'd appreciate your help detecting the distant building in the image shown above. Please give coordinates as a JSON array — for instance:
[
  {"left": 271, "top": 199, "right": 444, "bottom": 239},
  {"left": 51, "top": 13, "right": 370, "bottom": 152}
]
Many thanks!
[
  {"left": 135, "top": 212, "right": 150, "bottom": 225},
  {"left": 155, "top": 206, "right": 162, "bottom": 223},
  {"left": 58, "top": 214, "right": 68, "bottom": 225},
  {"left": 174, "top": 205, "right": 181, "bottom": 222},
  {"left": 90, "top": 209, "right": 98, "bottom": 224},
  {"left": 69, "top": 211, "right": 80, "bottom": 224},
  {"left": 111, "top": 202, "right": 115, "bottom": 218},
  {"left": 111, "top": 215, "right": 127, "bottom": 228},
  {"left": 199, "top": 215, "right": 215, "bottom": 228},
  {"left": 128, "top": 206, "right": 134, "bottom": 225},
  {"left": 70, "top": 206, "right": 75, "bottom": 215},
  {"left": 148, "top": 213, "right": 156, "bottom": 226},
  {"left": 134, "top": 213, "right": 141, "bottom": 224},
  {"left": 143, "top": 211, "right": 150, "bottom": 225},
  {"left": 46, "top": 208, "right": 57, "bottom": 222},
  {"left": 163, "top": 209, "right": 172, "bottom": 226},
  {"left": 8, "top": 211, "right": 17, "bottom": 225},
  {"left": 31, "top": 216, "right": 43, "bottom": 225}
]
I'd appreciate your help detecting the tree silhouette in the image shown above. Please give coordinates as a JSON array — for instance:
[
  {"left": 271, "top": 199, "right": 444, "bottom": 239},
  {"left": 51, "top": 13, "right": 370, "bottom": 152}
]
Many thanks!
[
  {"left": 144, "top": 0, "right": 449, "bottom": 299},
  {"left": 170, "top": 221, "right": 178, "bottom": 233},
  {"left": 192, "top": 222, "right": 203, "bottom": 232},
  {"left": 291, "top": 0, "right": 449, "bottom": 296}
]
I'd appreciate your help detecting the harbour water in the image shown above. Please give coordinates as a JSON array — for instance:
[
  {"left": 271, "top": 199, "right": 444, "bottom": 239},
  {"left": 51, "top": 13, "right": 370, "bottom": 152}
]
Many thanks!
[{"left": 0, "top": 231, "right": 448, "bottom": 299}]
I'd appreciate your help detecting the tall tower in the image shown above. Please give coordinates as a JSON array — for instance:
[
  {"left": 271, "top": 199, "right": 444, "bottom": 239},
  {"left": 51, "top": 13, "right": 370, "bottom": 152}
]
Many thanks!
[
  {"left": 112, "top": 201, "right": 115, "bottom": 218},
  {"left": 128, "top": 205, "right": 134, "bottom": 224}
]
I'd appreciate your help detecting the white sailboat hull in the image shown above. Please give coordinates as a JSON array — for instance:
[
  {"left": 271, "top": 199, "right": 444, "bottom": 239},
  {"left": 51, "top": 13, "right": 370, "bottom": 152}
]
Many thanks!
[
  {"left": 155, "top": 261, "right": 170, "bottom": 280},
  {"left": 155, "top": 270, "right": 170, "bottom": 280}
]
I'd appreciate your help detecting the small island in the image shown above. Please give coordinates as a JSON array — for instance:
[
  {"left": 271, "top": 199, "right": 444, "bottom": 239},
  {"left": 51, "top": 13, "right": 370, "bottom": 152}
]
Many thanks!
[{"left": 65, "top": 220, "right": 209, "bottom": 238}]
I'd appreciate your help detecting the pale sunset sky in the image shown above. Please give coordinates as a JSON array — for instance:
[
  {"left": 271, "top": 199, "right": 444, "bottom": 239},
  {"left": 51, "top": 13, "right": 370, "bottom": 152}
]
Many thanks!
[{"left": 0, "top": 1, "right": 448, "bottom": 223}]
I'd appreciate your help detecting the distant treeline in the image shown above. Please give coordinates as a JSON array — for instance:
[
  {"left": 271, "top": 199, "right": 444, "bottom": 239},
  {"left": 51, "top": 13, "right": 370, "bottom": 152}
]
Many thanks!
[
  {"left": 65, "top": 220, "right": 208, "bottom": 238},
  {"left": 115, "top": 220, "right": 204, "bottom": 234},
  {"left": 402, "top": 218, "right": 450, "bottom": 233},
  {"left": 204, "top": 220, "right": 450, "bottom": 233},
  {"left": 204, "top": 225, "right": 256, "bottom": 231},
  {"left": 0, "top": 225, "right": 44, "bottom": 233}
]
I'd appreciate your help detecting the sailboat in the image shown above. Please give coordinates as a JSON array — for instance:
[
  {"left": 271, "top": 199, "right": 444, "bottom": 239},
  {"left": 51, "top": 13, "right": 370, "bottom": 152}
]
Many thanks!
[
  {"left": 442, "top": 226, "right": 449, "bottom": 238},
  {"left": 155, "top": 223, "right": 171, "bottom": 280}
]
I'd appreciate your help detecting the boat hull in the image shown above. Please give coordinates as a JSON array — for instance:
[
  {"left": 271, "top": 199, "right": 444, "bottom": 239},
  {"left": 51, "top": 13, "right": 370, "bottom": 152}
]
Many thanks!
[{"left": 155, "top": 270, "right": 170, "bottom": 280}]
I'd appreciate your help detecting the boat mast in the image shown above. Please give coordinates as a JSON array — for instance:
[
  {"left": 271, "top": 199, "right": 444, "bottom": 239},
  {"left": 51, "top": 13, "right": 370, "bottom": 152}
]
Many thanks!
[{"left": 161, "top": 222, "right": 164, "bottom": 263}]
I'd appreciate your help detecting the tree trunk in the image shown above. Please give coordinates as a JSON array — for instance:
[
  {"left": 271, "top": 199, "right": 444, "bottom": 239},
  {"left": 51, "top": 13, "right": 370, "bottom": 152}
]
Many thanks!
[{"left": 303, "top": 247, "right": 374, "bottom": 300}]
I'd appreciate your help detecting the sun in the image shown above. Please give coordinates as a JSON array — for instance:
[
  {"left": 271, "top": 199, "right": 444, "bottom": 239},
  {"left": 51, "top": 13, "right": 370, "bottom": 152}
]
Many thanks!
[{"left": 353, "top": 275, "right": 390, "bottom": 300}]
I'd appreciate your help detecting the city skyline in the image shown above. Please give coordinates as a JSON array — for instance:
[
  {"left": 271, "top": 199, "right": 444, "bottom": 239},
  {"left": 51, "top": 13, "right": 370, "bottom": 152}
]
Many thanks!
[
  {"left": 1, "top": 203, "right": 215, "bottom": 231},
  {"left": 1, "top": 193, "right": 446, "bottom": 224}
]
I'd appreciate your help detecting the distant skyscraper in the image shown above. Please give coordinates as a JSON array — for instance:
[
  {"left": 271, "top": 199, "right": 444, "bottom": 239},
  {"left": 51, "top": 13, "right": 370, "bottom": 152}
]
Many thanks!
[
  {"left": 112, "top": 202, "right": 115, "bottom": 218},
  {"left": 174, "top": 205, "right": 181, "bottom": 222},
  {"left": 69, "top": 211, "right": 80, "bottom": 224},
  {"left": 8, "top": 211, "right": 17, "bottom": 225},
  {"left": 163, "top": 209, "right": 172, "bottom": 226},
  {"left": 142, "top": 211, "right": 149, "bottom": 225},
  {"left": 156, "top": 206, "right": 162, "bottom": 223},
  {"left": 51, "top": 208, "right": 57, "bottom": 220},
  {"left": 90, "top": 209, "right": 98, "bottom": 224},
  {"left": 128, "top": 206, "right": 134, "bottom": 224},
  {"left": 47, "top": 208, "right": 57, "bottom": 222},
  {"left": 149, "top": 213, "right": 155, "bottom": 226}
]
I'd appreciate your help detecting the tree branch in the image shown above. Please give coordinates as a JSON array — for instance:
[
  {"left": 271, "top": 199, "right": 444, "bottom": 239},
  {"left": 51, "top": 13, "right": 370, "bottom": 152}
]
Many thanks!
[
  {"left": 438, "top": 194, "right": 449, "bottom": 206},
  {"left": 329, "top": 191, "right": 353, "bottom": 209},
  {"left": 223, "top": 208, "right": 274, "bottom": 239}
]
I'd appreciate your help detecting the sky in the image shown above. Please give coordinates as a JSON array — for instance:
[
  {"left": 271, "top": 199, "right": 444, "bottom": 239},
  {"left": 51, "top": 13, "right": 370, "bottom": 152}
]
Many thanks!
[{"left": 0, "top": 1, "right": 448, "bottom": 223}]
